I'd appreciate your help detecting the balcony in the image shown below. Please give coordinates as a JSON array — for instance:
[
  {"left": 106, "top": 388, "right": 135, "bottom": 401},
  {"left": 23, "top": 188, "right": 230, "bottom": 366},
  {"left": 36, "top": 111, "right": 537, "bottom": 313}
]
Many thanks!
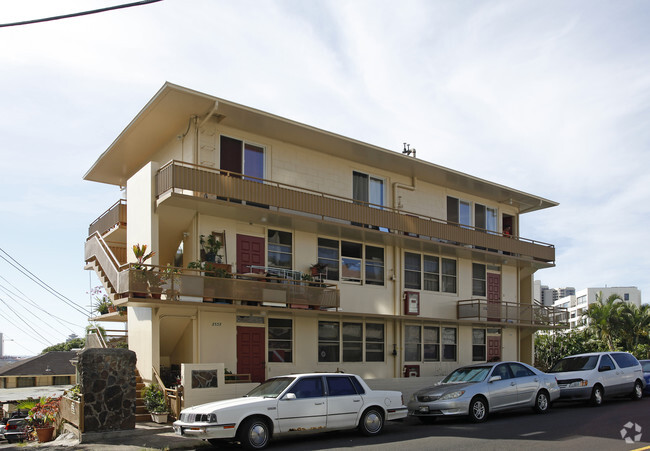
[
  {"left": 88, "top": 199, "right": 126, "bottom": 236},
  {"left": 457, "top": 299, "right": 568, "bottom": 328},
  {"left": 155, "top": 161, "right": 555, "bottom": 264},
  {"left": 118, "top": 266, "right": 340, "bottom": 310}
]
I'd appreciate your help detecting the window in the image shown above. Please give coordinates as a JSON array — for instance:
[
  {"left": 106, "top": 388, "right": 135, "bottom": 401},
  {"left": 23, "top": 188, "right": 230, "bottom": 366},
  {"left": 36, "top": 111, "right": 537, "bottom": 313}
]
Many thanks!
[
  {"left": 341, "top": 241, "right": 362, "bottom": 283},
  {"left": 404, "top": 253, "right": 456, "bottom": 294},
  {"left": 318, "top": 321, "right": 340, "bottom": 362},
  {"left": 472, "top": 264, "right": 486, "bottom": 297},
  {"left": 268, "top": 318, "right": 293, "bottom": 363},
  {"left": 53, "top": 375, "right": 71, "bottom": 385},
  {"left": 611, "top": 352, "right": 639, "bottom": 368},
  {"left": 291, "top": 377, "right": 324, "bottom": 398},
  {"left": 353, "top": 171, "right": 384, "bottom": 207},
  {"left": 405, "top": 325, "right": 422, "bottom": 362},
  {"left": 324, "top": 239, "right": 384, "bottom": 285},
  {"left": 447, "top": 196, "right": 471, "bottom": 227},
  {"left": 342, "top": 322, "right": 363, "bottom": 362},
  {"left": 599, "top": 354, "right": 615, "bottom": 370},
  {"left": 318, "top": 321, "right": 385, "bottom": 363},
  {"left": 268, "top": 230, "right": 292, "bottom": 270},
  {"left": 475, "top": 204, "right": 498, "bottom": 233},
  {"left": 441, "top": 258, "right": 457, "bottom": 293},
  {"left": 404, "top": 252, "right": 421, "bottom": 289},
  {"left": 423, "top": 326, "right": 440, "bottom": 361},
  {"left": 442, "top": 327, "right": 457, "bottom": 361},
  {"left": 365, "top": 246, "right": 384, "bottom": 285},
  {"left": 472, "top": 329, "right": 486, "bottom": 361},
  {"left": 624, "top": 293, "right": 630, "bottom": 301},
  {"left": 17, "top": 377, "right": 35, "bottom": 387},
  {"left": 326, "top": 376, "right": 358, "bottom": 396},
  {"left": 510, "top": 363, "right": 535, "bottom": 378},
  {"left": 318, "top": 238, "right": 339, "bottom": 280},
  {"left": 220, "top": 135, "right": 264, "bottom": 180},
  {"left": 365, "top": 323, "right": 385, "bottom": 362},
  {"left": 423, "top": 256, "right": 439, "bottom": 291}
]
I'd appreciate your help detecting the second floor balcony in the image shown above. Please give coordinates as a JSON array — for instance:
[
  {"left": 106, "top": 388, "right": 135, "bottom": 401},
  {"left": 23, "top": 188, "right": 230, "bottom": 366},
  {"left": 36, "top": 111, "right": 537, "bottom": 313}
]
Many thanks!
[
  {"left": 457, "top": 299, "right": 568, "bottom": 328},
  {"left": 155, "top": 161, "right": 555, "bottom": 265}
]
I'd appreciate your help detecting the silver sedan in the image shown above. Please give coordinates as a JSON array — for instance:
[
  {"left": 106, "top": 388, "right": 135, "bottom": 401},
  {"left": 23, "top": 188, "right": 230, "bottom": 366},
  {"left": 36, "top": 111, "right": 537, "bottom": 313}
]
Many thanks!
[{"left": 408, "top": 361, "right": 560, "bottom": 423}]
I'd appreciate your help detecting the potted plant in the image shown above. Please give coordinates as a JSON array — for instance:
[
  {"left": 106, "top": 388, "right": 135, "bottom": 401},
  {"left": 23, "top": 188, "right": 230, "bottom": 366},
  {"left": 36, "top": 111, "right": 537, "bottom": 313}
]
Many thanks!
[
  {"left": 199, "top": 234, "right": 223, "bottom": 263},
  {"left": 143, "top": 383, "right": 168, "bottom": 423},
  {"left": 26, "top": 396, "right": 61, "bottom": 443},
  {"left": 131, "top": 244, "right": 156, "bottom": 297},
  {"left": 310, "top": 262, "right": 327, "bottom": 277},
  {"left": 95, "top": 296, "right": 111, "bottom": 315}
]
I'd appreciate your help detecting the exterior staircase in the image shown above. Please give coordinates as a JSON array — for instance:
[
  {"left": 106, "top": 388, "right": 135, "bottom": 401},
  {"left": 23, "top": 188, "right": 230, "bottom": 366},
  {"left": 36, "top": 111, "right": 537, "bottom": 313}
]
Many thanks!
[{"left": 135, "top": 370, "right": 150, "bottom": 423}]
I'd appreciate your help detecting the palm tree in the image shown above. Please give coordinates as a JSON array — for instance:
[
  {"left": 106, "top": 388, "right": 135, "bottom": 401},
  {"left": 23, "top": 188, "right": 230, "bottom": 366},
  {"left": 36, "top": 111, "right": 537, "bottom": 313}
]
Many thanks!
[
  {"left": 583, "top": 292, "right": 623, "bottom": 351},
  {"left": 619, "top": 303, "right": 650, "bottom": 350}
]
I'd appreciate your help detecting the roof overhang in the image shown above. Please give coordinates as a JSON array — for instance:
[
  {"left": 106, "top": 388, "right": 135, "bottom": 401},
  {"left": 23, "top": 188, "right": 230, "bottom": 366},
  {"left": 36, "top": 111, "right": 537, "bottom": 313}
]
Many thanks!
[{"left": 84, "top": 82, "right": 558, "bottom": 213}]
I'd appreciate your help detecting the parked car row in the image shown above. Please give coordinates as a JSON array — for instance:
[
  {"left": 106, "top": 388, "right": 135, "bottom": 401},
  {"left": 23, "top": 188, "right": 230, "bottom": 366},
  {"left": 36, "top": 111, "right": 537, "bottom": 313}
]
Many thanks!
[{"left": 173, "top": 351, "right": 646, "bottom": 450}]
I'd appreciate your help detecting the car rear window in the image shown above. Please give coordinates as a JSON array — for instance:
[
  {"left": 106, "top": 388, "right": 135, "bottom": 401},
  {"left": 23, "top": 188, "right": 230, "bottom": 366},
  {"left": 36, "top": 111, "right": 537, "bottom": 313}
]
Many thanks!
[
  {"left": 611, "top": 352, "right": 639, "bottom": 369},
  {"left": 549, "top": 355, "right": 598, "bottom": 372},
  {"left": 641, "top": 361, "right": 650, "bottom": 372},
  {"left": 327, "top": 376, "right": 357, "bottom": 396}
]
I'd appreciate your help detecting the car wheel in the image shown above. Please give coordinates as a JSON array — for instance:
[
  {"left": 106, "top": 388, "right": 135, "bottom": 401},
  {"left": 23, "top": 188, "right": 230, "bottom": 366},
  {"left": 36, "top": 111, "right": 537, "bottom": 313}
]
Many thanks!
[
  {"left": 468, "top": 396, "right": 488, "bottom": 423},
  {"left": 631, "top": 380, "right": 643, "bottom": 401},
  {"left": 237, "top": 417, "right": 270, "bottom": 450},
  {"left": 533, "top": 390, "right": 550, "bottom": 414},
  {"left": 590, "top": 385, "right": 603, "bottom": 407},
  {"left": 418, "top": 416, "right": 437, "bottom": 425},
  {"left": 358, "top": 407, "right": 384, "bottom": 436}
]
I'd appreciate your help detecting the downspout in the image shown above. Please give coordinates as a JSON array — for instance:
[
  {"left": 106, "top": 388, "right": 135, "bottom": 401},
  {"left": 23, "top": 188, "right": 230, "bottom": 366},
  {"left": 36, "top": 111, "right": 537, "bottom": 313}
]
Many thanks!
[{"left": 392, "top": 178, "right": 416, "bottom": 377}]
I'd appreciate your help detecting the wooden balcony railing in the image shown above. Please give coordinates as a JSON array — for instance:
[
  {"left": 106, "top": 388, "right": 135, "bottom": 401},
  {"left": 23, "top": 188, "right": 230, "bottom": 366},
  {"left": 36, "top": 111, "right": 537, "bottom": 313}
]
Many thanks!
[
  {"left": 88, "top": 199, "right": 126, "bottom": 237},
  {"left": 457, "top": 299, "right": 568, "bottom": 328},
  {"left": 123, "top": 266, "right": 340, "bottom": 310},
  {"left": 156, "top": 161, "right": 555, "bottom": 263}
]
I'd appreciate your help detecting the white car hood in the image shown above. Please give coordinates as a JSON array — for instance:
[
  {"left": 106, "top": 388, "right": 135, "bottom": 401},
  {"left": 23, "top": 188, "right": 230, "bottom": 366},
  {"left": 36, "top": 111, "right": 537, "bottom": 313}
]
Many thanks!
[{"left": 183, "top": 396, "right": 272, "bottom": 413}]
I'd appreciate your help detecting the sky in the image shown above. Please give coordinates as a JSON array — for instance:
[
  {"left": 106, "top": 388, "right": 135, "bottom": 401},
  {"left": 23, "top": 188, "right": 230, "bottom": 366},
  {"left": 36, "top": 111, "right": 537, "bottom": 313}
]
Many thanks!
[{"left": 1, "top": 0, "right": 649, "bottom": 356}]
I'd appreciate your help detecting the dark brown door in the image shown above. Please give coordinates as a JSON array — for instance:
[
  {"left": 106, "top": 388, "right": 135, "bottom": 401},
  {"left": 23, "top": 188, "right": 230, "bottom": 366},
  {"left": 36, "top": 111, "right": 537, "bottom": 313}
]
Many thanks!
[
  {"left": 487, "top": 273, "right": 501, "bottom": 321},
  {"left": 487, "top": 335, "right": 502, "bottom": 361},
  {"left": 237, "top": 234, "right": 265, "bottom": 273},
  {"left": 237, "top": 326, "right": 265, "bottom": 383}
]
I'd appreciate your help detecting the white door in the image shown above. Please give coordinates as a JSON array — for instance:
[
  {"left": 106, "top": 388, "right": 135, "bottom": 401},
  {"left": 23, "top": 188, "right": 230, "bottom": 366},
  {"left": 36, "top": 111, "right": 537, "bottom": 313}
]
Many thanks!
[
  {"left": 325, "top": 375, "right": 364, "bottom": 429},
  {"left": 277, "top": 377, "right": 327, "bottom": 433}
]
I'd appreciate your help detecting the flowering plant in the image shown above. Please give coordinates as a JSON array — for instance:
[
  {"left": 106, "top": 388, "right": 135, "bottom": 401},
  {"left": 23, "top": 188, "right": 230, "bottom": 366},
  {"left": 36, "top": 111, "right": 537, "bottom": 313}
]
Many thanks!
[{"left": 27, "top": 396, "right": 61, "bottom": 428}]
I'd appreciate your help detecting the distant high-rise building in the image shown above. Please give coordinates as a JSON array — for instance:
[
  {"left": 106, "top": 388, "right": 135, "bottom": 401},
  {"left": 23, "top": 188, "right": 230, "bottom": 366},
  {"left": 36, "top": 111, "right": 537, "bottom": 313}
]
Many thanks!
[
  {"left": 553, "top": 286, "right": 642, "bottom": 329},
  {"left": 534, "top": 281, "right": 576, "bottom": 307}
]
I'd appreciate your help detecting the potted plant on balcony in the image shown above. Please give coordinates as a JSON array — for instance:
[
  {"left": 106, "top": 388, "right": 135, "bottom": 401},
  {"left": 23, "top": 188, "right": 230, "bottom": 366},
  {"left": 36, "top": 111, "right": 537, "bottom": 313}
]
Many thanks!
[
  {"left": 131, "top": 243, "right": 156, "bottom": 297},
  {"left": 143, "top": 383, "right": 168, "bottom": 423},
  {"left": 26, "top": 396, "right": 61, "bottom": 443}
]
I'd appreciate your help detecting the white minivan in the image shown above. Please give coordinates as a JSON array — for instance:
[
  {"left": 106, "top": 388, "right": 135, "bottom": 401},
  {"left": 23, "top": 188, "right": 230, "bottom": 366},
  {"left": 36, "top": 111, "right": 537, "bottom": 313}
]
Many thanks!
[{"left": 549, "top": 351, "right": 645, "bottom": 406}]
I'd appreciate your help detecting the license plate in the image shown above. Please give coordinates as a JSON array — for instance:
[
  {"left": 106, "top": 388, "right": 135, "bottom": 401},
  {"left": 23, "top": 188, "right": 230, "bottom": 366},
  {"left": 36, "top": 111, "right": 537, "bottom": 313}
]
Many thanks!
[{"left": 419, "top": 406, "right": 430, "bottom": 413}]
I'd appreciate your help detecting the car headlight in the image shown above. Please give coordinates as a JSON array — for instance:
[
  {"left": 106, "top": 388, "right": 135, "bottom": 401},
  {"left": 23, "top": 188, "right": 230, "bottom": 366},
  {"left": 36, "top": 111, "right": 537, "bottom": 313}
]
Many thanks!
[
  {"left": 439, "top": 390, "right": 465, "bottom": 400},
  {"left": 568, "top": 380, "right": 588, "bottom": 388}
]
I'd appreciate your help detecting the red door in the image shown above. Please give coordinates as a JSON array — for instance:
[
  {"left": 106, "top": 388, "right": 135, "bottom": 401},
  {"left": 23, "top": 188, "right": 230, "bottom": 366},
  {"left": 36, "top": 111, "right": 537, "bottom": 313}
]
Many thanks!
[
  {"left": 487, "top": 273, "right": 501, "bottom": 322},
  {"left": 237, "top": 234, "right": 265, "bottom": 273},
  {"left": 237, "top": 326, "right": 265, "bottom": 383},
  {"left": 487, "top": 335, "right": 502, "bottom": 362}
]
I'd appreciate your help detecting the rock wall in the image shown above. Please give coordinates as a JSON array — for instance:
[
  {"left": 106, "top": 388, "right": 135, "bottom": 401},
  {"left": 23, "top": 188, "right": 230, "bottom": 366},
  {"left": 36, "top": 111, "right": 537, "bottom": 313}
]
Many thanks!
[{"left": 77, "top": 348, "right": 137, "bottom": 432}]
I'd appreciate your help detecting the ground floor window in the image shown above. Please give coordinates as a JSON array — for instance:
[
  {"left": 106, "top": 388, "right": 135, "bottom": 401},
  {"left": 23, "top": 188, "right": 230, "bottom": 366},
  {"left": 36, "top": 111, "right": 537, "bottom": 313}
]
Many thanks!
[
  {"left": 268, "top": 318, "right": 293, "bottom": 363},
  {"left": 405, "top": 325, "right": 421, "bottom": 362},
  {"left": 442, "top": 327, "right": 457, "bottom": 361},
  {"left": 319, "top": 321, "right": 385, "bottom": 362},
  {"left": 53, "top": 375, "right": 71, "bottom": 385},
  {"left": 424, "top": 326, "right": 440, "bottom": 361},
  {"left": 17, "top": 377, "right": 35, "bottom": 387},
  {"left": 472, "top": 329, "right": 486, "bottom": 361},
  {"left": 406, "top": 325, "right": 442, "bottom": 362}
]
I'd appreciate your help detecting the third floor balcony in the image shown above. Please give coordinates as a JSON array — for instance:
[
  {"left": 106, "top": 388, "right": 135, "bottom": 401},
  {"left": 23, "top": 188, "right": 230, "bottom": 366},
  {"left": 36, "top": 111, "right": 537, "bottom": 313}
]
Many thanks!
[{"left": 155, "top": 161, "right": 555, "bottom": 265}]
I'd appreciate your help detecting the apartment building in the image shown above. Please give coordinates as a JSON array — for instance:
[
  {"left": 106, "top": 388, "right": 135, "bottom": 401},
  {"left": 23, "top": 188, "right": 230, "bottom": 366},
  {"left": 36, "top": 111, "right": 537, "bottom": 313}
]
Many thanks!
[
  {"left": 83, "top": 83, "right": 566, "bottom": 384},
  {"left": 554, "top": 286, "right": 642, "bottom": 329}
]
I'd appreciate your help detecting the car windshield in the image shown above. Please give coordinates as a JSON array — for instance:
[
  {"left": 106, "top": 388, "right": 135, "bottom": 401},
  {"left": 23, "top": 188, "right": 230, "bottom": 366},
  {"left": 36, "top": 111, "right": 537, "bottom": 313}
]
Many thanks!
[
  {"left": 549, "top": 355, "right": 599, "bottom": 372},
  {"left": 641, "top": 361, "right": 650, "bottom": 372},
  {"left": 441, "top": 366, "right": 490, "bottom": 383},
  {"left": 245, "top": 377, "right": 295, "bottom": 398}
]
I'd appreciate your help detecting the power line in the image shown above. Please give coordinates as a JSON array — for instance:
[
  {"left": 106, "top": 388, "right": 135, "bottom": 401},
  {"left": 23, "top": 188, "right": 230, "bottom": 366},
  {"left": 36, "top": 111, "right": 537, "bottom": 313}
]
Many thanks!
[
  {"left": 0, "top": 295, "right": 52, "bottom": 346},
  {"left": 0, "top": 280, "right": 79, "bottom": 338},
  {"left": 0, "top": 0, "right": 163, "bottom": 28},
  {"left": 0, "top": 247, "right": 88, "bottom": 316}
]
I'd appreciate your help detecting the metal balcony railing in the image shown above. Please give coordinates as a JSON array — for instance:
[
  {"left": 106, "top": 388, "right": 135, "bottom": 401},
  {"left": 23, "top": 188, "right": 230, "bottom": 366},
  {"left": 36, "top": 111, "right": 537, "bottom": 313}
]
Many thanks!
[
  {"left": 123, "top": 266, "right": 340, "bottom": 310},
  {"left": 88, "top": 199, "right": 126, "bottom": 237},
  {"left": 155, "top": 161, "right": 555, "bottom": 263},
  {"left": 457, "top": 299, "right": 569, "bottom": 328}
]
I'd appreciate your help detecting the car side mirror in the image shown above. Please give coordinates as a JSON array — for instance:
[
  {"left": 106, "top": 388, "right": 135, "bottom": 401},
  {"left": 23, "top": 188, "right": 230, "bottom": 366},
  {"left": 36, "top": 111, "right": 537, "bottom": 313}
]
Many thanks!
[
  {"left": 489, "top": 375, "right": 502, "bottom": 383},
  {"left": 598, "top": 365, "right": 612, "bottom": 372},
  {"left": 284, "top": 393, "right": 297, "bottom": 400}
]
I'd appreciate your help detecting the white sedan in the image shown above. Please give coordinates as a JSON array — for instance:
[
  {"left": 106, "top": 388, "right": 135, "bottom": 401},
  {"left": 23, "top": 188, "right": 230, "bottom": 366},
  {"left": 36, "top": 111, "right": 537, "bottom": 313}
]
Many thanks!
[{"left": 173, "top": 372, "right": 407, "bottom": 449}]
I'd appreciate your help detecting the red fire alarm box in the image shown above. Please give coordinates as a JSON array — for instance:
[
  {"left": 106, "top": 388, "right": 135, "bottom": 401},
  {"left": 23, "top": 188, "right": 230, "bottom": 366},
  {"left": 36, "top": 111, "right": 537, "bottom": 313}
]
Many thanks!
[
  {"left": 403, "top": 365, "right": 420, "bottom": 377},
  {"left": 403, "top": 291, "right": 420, "bottom": 315}
]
